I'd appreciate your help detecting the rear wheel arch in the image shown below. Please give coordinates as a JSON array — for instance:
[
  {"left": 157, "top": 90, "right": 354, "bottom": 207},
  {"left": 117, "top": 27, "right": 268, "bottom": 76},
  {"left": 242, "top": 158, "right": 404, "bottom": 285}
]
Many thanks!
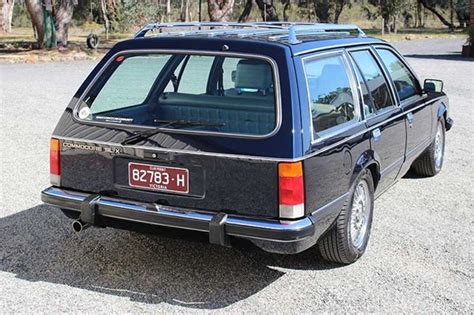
[
  {"left": 437, "top": 102, "right": 447, "bottom": 116},
  {"left": 352, "top": 151, "right": 380, "bottom": 192},
  {"left": 437, "top": 102, "right": 448, "bottom": 127},
  {"left": 366, "top": 163, "right": 380, "bottom": 191}
]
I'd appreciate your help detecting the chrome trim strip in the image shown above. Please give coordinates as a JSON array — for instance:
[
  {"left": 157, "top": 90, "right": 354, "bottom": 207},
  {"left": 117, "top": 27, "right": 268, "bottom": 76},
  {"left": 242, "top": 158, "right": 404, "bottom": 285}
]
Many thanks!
[
  {"left": 311, "top": 192, "right": 349, "bottom": 216},
  {"left": 56, "top": 135, "right": 293, "bottom": 161},
  {"left": 345, "top": 45, "right": 399, "bottom": 116},
  {"left": 294, "top": 40, "right": 383, "bottom": 56},
  {"left": 57, "top": 93, "right": 442, "bottom": 163},
  {"left": 379, "top": 156, "right": 405, "bottom": 176},
  {"left": 406, "top": 136, "right": 431, "bottom": 158},
  {"left": 46, "top": 187, "right": 88, "bottom": 201},
  {"left": 56, "top": 95, "right": 443, "bottom": 163},
  {"left": 367, "top": 46, "right": 401, "bottom": 106},
  {"left": 42, "top": 187, "right": 313, "bottom": 239},
  {"left": 72, "top": 49, "right": 283, "bottom": 140}
]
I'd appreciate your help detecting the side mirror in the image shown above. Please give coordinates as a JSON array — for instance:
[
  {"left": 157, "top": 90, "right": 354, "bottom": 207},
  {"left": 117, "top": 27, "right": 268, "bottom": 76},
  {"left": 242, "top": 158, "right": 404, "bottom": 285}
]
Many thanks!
[{"left": 424, "top": 79, "right": 443, "bottom": 93}]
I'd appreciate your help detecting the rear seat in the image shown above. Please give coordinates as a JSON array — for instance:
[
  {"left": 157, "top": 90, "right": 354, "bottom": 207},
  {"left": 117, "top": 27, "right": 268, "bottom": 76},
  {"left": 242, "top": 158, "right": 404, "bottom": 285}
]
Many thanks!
[
  {"left": 155, "top": 59, "right": 276, "bottom": 135},
  {"left": 157, "top": 92, "right": 275, "bottom": 135}
]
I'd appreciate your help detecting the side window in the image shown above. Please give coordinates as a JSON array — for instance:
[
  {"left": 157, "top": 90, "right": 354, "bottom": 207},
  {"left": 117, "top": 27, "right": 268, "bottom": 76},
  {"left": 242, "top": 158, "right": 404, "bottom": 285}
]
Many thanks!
[
  {"left": 350, "top": 50, "right": 394, "bottom": 116},
  {"left": 177, "top": 55, "right": 214, "bottom": 94},
  {"left": 304, "top": 54, "right": 357, "bottom": 135},
  {"left": 376, "top": 49, "right": 420, "bottom": 101}
]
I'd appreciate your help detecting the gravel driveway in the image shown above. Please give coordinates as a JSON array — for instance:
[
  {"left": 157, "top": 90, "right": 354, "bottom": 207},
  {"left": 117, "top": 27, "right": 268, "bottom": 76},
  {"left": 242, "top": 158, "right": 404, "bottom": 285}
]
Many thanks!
[{"left": 0, "top": 39, "right": 472, "bottom": 313}]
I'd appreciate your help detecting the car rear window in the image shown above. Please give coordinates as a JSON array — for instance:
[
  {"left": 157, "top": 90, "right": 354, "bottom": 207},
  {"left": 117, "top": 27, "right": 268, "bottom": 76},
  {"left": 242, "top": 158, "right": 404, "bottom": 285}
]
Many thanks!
[{"left": 77, "top": 52, "right": 278, "bottom": 137}]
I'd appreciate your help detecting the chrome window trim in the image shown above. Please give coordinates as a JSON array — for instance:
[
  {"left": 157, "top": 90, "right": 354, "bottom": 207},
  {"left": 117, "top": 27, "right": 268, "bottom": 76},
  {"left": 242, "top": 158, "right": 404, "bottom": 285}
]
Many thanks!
[
  {"left": 72, "top": 49, "right": 283, "bottom": 140},
  {"left": 294, "top": 41, "right": 380, "bottom": 56},
  {"left": 346, "top": 46, "right": 399, "bottom": 116},
  {"left": 56, "top": 96, "right": 442, "bottom": 163},
  {"left": 300, "top": 49, "right": 361, "bottom": 144},
  {"left": 372, "top": 45, "right": 424, "bottom": 104},
  {"left": 346, "top": 46, "right": 400, "bottom": 121},
  {"left": 367, "top": 46, "right": 401, "bottom": 107}
]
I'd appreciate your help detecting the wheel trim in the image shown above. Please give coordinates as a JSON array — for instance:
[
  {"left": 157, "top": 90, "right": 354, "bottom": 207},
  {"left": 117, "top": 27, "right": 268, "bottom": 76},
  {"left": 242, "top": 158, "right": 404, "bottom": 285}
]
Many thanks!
[
  {"left": 434, "top": 123, "right": 444, "bottom": 171},
  {"left": 350, "top": 180, "right": 370, "bottom": 249}
]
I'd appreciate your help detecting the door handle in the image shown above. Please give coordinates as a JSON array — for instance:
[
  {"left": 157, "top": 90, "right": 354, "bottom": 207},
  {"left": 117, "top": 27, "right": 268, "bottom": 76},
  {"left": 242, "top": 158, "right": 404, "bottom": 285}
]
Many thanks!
[
  {"left": 372, "top": 128, "right": 381, "bottom": 142},
  {"left": 406, "top": 112, "right": 414, "bottom": 128}
]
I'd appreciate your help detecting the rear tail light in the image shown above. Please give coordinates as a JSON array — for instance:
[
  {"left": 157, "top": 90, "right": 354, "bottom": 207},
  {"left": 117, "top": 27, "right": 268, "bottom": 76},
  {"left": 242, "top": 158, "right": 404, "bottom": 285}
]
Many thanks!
[
  {"left": 278, "top": 162, "right": 304, "bottom": 219},
  {"left": 50, "top": 138, "right": 61, "bottom": 185}
]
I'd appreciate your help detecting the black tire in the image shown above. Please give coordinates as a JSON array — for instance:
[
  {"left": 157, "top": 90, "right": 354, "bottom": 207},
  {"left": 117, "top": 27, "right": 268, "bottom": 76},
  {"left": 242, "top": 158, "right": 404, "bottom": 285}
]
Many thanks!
[
  {"left": 318, "top": 169, "right": 375, "bottom": 264},
  {"left": 86, "top": 33, "right": 99, "bottom": 49},
  {"left": 412, "top": 119, "right": 445, "bottom": 177}
]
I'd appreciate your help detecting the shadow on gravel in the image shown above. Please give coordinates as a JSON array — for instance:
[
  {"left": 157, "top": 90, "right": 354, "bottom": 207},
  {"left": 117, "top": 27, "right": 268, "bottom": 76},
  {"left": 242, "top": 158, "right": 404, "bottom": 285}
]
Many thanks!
[
  {"left": 0, "top": 204, "right": 340, "bottom": 309},
  {"left": 402, "top": 169, "right": 427, "bottom": 179},
  {"left": 404, "top": 53, "right": 474, "bottom": 62}
]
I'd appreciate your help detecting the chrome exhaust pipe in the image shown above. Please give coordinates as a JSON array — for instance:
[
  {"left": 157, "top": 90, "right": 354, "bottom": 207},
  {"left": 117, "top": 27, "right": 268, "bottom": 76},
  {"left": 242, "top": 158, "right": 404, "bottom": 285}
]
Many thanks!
[{"left": 72, "top": 220, "right": 89, "bottom": 233}]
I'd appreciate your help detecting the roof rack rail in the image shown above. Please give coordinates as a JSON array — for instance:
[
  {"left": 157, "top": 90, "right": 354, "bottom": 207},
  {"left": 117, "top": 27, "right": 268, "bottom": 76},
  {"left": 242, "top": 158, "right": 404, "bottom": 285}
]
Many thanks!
[{"left": 133, "top": 22, "right": 366, "bottom": 43}]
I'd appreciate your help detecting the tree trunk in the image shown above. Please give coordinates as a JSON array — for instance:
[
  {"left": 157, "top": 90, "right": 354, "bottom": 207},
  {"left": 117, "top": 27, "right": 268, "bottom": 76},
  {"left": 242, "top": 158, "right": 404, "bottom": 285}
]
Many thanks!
[
  {"left": 314, "top": 0, "right": 330, "bottom": 23},
  {"left": 166, "top": 0, "right": 171, "bottom": 22},
  {"left": 99, "top": 0, "right": 119, "bottom": 39},
  {"left": 255, "top": 0, "right": 279, "bottom": 21},
  {"left": 180, "top": 0, "right": 190, "bottom": 22},
  {"left": 99, "top": 0, "right": 109, "bottom": 39},
  {"left": 282, "top": 0, "right": 291, "bottom": 22},
  {"left": 55, "top": 0, "right": 74, "bottom": 46},
  {"left": 415, "top": 0, "right": 422, "bottom": 28},
  {"left": 238, "top": 0, "right": 253, "bottom": 23},
  {"left": 334, "top": 0, "right": 346, "bottom": 24},
  {"left": 418, "top": 0, "right": 455, "bottom": 31},
  {"left": 207, "top": 0, "right": 234, "bottom": 22},
  {"left": 1, "top": 0, "right": 15, "bottom": 33},
  {"left": 25, "top": 0, "right": 44, "bottom": 49}
]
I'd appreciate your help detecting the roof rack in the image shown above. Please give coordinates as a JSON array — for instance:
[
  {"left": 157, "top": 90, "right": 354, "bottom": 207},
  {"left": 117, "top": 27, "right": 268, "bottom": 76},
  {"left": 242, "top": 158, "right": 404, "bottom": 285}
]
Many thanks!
[{"left": 133, "top": 22, "right": 366, "bottom": 44}]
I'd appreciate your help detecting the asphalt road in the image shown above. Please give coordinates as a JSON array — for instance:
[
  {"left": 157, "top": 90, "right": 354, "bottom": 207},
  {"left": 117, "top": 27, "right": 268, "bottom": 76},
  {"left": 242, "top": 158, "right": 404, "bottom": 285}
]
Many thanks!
[{"left": 1, "top": 39, "right": 473, "bottom": 313}]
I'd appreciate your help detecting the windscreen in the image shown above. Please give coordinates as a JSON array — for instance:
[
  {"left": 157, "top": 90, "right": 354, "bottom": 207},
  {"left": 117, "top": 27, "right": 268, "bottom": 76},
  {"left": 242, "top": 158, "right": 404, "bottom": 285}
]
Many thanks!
[{"left": 77, "top": 53, "right": 278, "bottom": 136}]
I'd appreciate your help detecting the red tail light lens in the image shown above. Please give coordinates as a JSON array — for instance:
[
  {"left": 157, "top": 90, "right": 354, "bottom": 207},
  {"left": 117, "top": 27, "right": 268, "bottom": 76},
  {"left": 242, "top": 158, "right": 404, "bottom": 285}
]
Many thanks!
[
  {"left": 279, "top": 176, "right": 304, "bottom": 205},
  {"left": 50, "top": 138, "right": 60, "bottom": 185},
  {"left": 278, "top": 162, "right": 304, "bottom": 219}
]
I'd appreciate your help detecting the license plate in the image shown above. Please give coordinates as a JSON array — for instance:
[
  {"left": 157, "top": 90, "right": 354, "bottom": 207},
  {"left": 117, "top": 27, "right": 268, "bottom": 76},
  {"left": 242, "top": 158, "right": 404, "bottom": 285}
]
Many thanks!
[{"left": 128, "top": 162, "right": 189, "bottom": 194}]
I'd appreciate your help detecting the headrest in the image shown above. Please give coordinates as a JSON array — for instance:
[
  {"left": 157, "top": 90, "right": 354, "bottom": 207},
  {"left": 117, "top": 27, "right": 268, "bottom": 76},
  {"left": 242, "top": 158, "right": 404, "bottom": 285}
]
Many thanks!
[
  {"left": 316, "top": 63, "right": 349, "bottom": 94},
  {"left": 235, "top": 59, "right": 273, "bottom": 91},
  {"left": 320, "top": 64, "right": 345, "bottom": 78}
]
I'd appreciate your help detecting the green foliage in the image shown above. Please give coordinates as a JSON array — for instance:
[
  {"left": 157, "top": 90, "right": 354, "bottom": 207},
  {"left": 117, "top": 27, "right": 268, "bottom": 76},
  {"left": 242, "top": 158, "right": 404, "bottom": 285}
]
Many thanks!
[
  {"left": 467, "top": 27, "right": 474, "bottom": 45},
  {"left": 8, "top": 0, "right": 472, "bottom": 36},
  {"left": 454, "top": 0, "right": 470, "bottom": 26},
  {"left": 120, "top": 0, "right": 163, "bottom": 31},
  {"left": 12, "top": 2, "right": 31, "bottom": 28}
]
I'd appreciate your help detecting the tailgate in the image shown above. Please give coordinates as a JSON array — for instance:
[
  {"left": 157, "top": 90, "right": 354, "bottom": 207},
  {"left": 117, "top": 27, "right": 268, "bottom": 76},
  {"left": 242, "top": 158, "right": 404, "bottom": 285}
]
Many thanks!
[{"left": 59, "top": 140, "right": 279, "bottom": 218}]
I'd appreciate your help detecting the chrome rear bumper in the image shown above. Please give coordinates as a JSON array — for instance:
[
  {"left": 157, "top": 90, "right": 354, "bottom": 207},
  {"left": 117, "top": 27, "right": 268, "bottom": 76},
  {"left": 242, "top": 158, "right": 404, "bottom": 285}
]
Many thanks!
[{"left": 41, "top": 187, "right": 315, "bottom": 245}]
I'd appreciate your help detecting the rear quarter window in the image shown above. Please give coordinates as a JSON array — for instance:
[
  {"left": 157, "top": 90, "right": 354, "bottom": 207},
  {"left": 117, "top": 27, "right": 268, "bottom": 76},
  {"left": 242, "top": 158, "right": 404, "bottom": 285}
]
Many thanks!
[{"left": 303, "top": 53, "right": 358, "bottom": 137}]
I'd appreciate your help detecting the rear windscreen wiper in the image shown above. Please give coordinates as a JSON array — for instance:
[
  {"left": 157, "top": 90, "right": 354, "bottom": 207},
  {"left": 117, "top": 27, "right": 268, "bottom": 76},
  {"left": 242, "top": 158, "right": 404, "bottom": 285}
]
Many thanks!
[
  {"left": 154, "top": 119, "right": 225, "bottom": 128},
  {"left": 121, "top": 120, "right": 225, "bottom": 146}
]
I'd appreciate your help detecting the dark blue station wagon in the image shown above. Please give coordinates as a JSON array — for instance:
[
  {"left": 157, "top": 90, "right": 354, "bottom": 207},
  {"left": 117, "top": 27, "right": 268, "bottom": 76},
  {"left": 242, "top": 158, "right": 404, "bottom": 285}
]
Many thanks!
[{"left": 41, "top": 22, "right": 453, "bottom": 264}]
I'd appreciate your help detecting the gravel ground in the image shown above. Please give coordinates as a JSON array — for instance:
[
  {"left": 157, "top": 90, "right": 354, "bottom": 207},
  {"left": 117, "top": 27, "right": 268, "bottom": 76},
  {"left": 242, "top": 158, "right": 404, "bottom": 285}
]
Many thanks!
[{"left": 0, "top": 39, "right": 473, "bottom": 313}]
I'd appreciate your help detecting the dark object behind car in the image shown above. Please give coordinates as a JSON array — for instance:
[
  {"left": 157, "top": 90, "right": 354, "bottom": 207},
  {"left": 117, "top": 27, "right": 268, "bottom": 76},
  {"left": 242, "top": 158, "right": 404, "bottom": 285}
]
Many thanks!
[{"left": 41, "top": 22, "right": 453, "bottom": 264}]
